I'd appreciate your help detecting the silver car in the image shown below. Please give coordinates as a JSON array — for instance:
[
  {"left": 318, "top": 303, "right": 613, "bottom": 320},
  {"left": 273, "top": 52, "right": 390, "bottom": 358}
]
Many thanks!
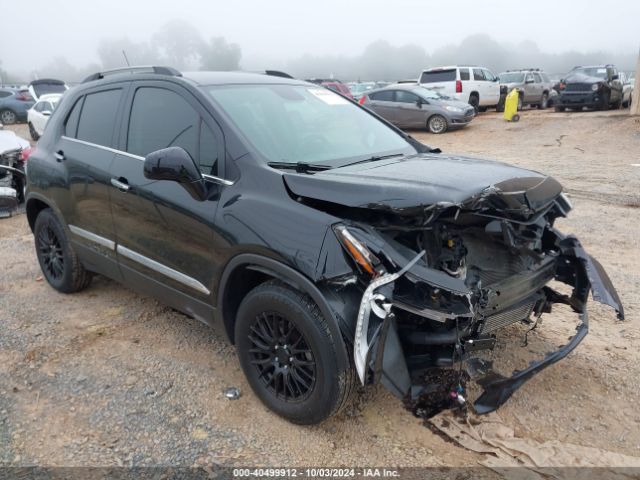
[
  {"left": 360, "top": 85, "right": 475, "bottom": 134},
  {"left": 498, "top": 69, "right": 553, "bottom": 110}
]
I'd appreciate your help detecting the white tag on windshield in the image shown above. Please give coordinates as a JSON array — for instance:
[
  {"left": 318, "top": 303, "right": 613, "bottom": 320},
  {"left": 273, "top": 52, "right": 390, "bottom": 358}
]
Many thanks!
[{"left": 308, "top": 88, "right": 349, "bottom": 105}]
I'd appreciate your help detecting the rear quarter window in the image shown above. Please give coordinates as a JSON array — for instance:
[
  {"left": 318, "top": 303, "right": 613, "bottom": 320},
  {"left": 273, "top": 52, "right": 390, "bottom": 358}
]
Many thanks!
[
  {"left": 64, "top": 97, "right": 84, "bottom": 138},
  {"left": 420, "top": 70, "right": 456, "bottom": 83},
  {"left": 76, "top": 89, "right": 122, "bottom": 147}
]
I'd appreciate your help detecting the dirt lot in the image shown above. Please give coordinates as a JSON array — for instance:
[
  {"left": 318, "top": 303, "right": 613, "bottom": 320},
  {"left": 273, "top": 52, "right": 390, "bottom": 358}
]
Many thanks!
[{"left": 1, "top": 109, "right": 639, "bottom": 469}]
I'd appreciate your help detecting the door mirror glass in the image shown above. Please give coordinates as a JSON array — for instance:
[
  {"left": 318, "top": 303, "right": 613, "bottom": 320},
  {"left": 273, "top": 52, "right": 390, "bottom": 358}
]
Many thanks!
[
  {"left": 611, "top": 74, "right": 619, "bottom": 81},
  {"left": 143, "top": 147, "right": 207, "bottom": 201}
]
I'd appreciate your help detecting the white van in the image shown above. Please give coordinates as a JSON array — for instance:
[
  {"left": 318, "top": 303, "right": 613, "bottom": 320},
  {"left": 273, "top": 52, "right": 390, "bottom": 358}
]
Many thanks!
[{"left": 419, "top": 66, "right": 500, "bottom": 112}]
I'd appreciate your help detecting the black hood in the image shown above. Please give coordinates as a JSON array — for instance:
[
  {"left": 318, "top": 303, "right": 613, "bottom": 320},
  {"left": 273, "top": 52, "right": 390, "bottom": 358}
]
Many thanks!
[{"left": 283, "top": 154, "right": 563, "bottom": 220}]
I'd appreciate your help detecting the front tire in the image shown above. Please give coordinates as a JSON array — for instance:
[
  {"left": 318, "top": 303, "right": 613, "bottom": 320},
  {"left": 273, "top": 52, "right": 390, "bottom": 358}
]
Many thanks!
[
  {"left": 427, "top": 114, "right": 448, "bottom": 134},
  {"left": 539, "top": 92, "right": 548, "bottom": 109},
  {"left": 34, "top": 208, "right": 92, "bottom": 293},
  {"left": 235, "top": 281, "right": 354, "bottom": 424}
]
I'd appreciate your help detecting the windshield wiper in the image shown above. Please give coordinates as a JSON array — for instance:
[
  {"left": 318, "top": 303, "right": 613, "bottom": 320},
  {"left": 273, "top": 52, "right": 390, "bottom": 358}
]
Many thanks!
[
  {"left": 267, "top": 161, "right": 333, "bottom": 173},
  {"left": 341, "top": 153, "right": 405, "bottom": 168}
]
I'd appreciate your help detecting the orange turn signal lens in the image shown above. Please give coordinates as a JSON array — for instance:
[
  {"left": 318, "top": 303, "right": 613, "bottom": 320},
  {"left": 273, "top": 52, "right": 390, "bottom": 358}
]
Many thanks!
[{"left": 333, "top": 225, "right": 378, "bottom": 276}]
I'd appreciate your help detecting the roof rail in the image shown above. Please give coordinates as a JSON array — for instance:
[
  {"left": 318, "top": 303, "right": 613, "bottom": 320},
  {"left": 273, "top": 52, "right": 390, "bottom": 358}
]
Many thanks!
[
  {"left": 264, "top": 70, "right": 294, "bottom": 79},
  {"left": 82, "top": 66, "right": 181, "bottom": 83}
]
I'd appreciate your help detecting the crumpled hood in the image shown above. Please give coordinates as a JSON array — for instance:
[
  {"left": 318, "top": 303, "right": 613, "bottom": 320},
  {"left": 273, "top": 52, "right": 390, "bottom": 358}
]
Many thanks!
[
  {"left": 0, "top": 130, "right": 30, "bottom": 154},
  {"left": 564, "top": 72, "right": 606, "bottom": 86},
  {"left": 283, "top": 153, "right": 563, "bottom": 219}
]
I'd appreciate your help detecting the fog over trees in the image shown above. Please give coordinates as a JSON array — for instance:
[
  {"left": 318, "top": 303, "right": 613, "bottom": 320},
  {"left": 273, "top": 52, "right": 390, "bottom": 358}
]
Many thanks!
[{"left": 0, "top": 20, "right": 636, "bottom": 84}]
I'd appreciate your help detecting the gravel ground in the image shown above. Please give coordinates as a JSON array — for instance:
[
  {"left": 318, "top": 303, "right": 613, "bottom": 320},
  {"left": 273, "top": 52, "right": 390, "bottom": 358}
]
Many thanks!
[{"left": 1, "top": 109, "right": 639, "bottom": 469}]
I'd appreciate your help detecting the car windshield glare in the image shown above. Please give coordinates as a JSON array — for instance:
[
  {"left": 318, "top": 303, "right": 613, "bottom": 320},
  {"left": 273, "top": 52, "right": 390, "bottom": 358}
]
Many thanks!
[
  {"left": 206, "top": 84, "right": 415, "bottom": 166},
  {"left": 416, "top": 87, "right": 443, "bottom": 100},
  {"left": 499, "top": 73, "right": 524, "bottom": 83},
  {"left": 574, "top": 67, "right": 608, "bottom": 79}
]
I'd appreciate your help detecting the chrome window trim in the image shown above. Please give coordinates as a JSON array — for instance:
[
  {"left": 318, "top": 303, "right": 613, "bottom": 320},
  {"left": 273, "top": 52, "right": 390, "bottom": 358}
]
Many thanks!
[
  {"left": 68, "top": 225, "right": 116, "bottom": 250},
  {"left": 116, "top": 245, "right": 211, "bottom": 296},
  {"left": 202, "top": 174, "right": 234, "bottom": 186},
  {"left": 61, "top": 136, "right": 234, "bottom": 186},
  {"left": 61, "top": 136, "right": 144, "bottom": 161}
]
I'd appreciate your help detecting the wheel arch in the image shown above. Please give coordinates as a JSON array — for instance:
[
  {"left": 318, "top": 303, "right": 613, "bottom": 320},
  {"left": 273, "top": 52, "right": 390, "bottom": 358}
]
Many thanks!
[
  {"left": 26, "top": 196, "right": 53, "bottom": 232},
  {"left": 217, "top": 254, "right": 350, "bottom": 361}
]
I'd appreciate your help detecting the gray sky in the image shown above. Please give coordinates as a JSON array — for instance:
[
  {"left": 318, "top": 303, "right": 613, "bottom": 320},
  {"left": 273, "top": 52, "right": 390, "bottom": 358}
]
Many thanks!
[{"left": 2, "top": 0, "right": 638, "bottom": 73}]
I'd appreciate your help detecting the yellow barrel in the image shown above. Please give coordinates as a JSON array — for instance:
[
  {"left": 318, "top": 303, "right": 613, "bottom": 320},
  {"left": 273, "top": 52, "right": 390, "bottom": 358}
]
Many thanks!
[{"left": 503, "top": 88, "right": 520, "bottom": 122}]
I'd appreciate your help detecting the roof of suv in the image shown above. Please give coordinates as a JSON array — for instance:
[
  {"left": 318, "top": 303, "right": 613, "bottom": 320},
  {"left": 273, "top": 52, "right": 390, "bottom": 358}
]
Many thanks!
[{"left": 182, "top": 71, "right": 305, "bottom": 86}]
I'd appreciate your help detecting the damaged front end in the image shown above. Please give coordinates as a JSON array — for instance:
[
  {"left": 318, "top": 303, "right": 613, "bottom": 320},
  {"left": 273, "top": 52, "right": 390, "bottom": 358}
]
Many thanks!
[{"left": 315, "top": 176, "right": 625, "bottom": 414}]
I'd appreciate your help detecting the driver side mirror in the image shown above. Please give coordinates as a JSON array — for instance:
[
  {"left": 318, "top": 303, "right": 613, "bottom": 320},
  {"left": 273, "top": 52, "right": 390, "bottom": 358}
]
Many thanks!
[
  {"left": 42, "top": 110, "right": 52, "bottom": 116},
  {"left": 143, "top": 147, "right": 208, "bottom": 201},
  {"left": 416, "top": 99, "right": 423, "bottom": 108},
  {"left": 525, "top": 78, "right": 534, "bottom": 84},
  {"left": 611, "top": 74, "right": 619, "bottom": 81}
]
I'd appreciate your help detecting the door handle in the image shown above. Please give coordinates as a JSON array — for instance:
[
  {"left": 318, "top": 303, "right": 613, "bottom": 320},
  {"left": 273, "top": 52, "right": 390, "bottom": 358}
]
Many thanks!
[
  {"left": 54, "top": 150, "right": 65, "bottom": 162},
  {"left": 110, "top": 178, "right": 130, "bottom": 192}
]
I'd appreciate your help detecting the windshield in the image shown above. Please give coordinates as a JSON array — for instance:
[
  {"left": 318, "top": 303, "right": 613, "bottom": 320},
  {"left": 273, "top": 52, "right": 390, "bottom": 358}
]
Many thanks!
[
  {"left": 573, "top": 67, "right": 608, "bottom": 79},
  {"left": 499, "top": 72, "right": 524, "bottom": 83},
  {"left": 416, "top": 87, "right": 444, "bottom": 100},
  {"left": 206, "top": 84, "right": 415, "bottom": 166}
]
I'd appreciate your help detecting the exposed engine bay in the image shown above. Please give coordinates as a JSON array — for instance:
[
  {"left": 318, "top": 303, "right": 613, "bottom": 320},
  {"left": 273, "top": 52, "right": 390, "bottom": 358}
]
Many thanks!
[{"left": 285, "top": 160, "right": 625, "bottom": 414}]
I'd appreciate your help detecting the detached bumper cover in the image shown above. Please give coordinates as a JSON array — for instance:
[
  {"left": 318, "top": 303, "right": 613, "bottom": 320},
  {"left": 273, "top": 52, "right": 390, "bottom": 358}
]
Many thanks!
[{"left": 353, "top": 234, "right": 624, "bottom": 413}]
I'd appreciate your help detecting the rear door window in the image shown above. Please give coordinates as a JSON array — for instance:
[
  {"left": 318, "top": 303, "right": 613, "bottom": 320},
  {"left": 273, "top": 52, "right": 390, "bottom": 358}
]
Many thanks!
[
  {"left": 64, "top": 97, "right": 84, "bottom": 138},
  {"left": 473, "top": 69, "right": 486, "bottom": 81},
  {"left": 76, "top": 89, "right": 122, "bottom": 147},
  {"left": 420, "top": 69, "right": 456, "bottom": 83},
  {"left": 459, "top": 68, "right": 470, "bottom": 81}
]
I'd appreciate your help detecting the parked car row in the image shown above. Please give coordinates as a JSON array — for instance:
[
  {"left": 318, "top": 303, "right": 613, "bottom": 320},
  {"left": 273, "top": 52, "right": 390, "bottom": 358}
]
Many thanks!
[
  {"left": 0, "top": 78, "right": 68, "bottom": 126},
  {"left": 344, "top": 62, "right": 634, "bottom": 130}
]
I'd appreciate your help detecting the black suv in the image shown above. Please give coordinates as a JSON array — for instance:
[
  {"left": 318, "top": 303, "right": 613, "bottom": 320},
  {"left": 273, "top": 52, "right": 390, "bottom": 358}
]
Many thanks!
[
  {"left": 26, "top": 66, "right": 623, "bottom": 424},
  {"left": 555, "top": 65, "right": 624, "bottom": 111}
]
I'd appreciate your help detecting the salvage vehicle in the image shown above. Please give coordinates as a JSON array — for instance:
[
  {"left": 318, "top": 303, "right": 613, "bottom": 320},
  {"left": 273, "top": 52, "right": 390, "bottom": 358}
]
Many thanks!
[
  {"left": 359, "top": 84, "right": 475, "bottom": 133},
  {"left": 0, "top": 123, "right": 30, "bottom": 215},
  {"left": 26, "top": 66, "right": 624, "bottom": 424},
  {"left": 555, "top": 65, "right": 623, "bottom": 111},
  {"left": 0, "top": 87, "right": 35, "bottom": 125}
]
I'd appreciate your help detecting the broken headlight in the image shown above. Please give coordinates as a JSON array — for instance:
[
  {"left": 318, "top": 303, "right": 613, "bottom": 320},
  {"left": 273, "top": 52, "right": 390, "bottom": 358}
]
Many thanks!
[{"left": 333, "top": 225, "right": 382, "bottom": 277}]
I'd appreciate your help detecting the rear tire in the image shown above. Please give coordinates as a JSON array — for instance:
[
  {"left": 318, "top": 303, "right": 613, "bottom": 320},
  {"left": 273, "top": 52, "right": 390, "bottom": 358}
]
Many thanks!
[
  {"left": 235, "top": 280, "right": 354, "bottom": 424},
  {"left": 0, "top": 109, "right": 17, "bottom": 125},
  {"left": 34, "top": 208, "right": 92, "bottom": 293},
  {"left": 468, "top": 94, "right": 479, "bottom": 113},
  {"left": 29, "top": 122, "right": 40, "bottom": 141},
  {"left": 427, "top": 114, "right": 448, "bottom": 134}
]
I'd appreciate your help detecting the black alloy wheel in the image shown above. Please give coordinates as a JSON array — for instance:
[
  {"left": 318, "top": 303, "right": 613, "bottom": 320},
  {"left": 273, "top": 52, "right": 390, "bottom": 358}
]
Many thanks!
[
  {"left": 248, "top": 311, "right": 317, "bottom": 401},
  {"left": 37, "top": 222, "right": 65, "bottom": 281}
]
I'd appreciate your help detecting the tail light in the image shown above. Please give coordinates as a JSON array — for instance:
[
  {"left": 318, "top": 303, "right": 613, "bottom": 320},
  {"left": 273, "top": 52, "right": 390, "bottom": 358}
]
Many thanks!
[
  {"left": 21, "top": 147, "right": 33, "bottom": 163},
  {"left": 16, "top": 93, "right": 31, "bottom": 101},
  {"left": 358, "top": 95, "right": 367, "bottom": 105},
  {"left": 455, "top": 80, "right": 462, "bottom": 93}
]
